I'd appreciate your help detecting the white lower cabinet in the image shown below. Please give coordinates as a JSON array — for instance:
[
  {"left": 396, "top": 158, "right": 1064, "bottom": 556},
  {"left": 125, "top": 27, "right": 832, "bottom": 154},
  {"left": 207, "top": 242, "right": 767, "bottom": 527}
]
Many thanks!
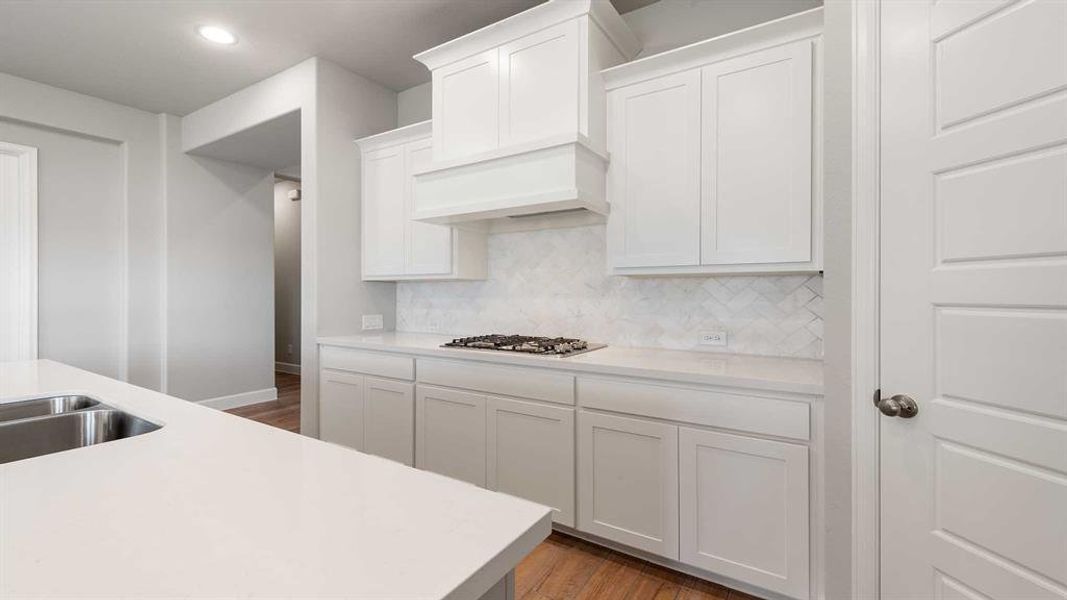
[
  {"left": 577, "top": 410, "right": 679, "bottom": 559},
  {"left": 415, "top": 385, "right": 487, "bottom": 487},
  {"left": 320, "top": 347, "right": 816, "bottom": 600},
  {"left": 319, "top": 369, "right": 365, "bottom": 449},
  {"left": 679, "top": 427, "right": 810, "bottom": 600},
  {"left": 487, "top": 396, "right": 575, "bottom": 527},
  {"left": 319, "top": 369, "right": 415, "bottom": 465},
  {"left": 363, "top": 376, "right": 415, "bottom": 466}
]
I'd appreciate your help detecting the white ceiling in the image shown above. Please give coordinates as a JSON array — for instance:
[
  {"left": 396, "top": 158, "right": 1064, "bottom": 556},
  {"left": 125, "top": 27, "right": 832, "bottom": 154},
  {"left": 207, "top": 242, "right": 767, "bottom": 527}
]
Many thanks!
[{"left": 0, "top": 0, "right": 656, "bottom": 116}]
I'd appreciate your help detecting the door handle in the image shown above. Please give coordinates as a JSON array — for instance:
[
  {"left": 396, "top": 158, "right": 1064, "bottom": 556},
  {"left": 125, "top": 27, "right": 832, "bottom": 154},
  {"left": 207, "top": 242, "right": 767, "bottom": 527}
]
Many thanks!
[{"left": 873, "top": 391, "right": 919, "bottom": 418}]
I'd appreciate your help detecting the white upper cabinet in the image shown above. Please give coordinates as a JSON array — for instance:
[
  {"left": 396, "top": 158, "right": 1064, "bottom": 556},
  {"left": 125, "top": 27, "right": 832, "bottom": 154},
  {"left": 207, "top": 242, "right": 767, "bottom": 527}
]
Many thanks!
[
  {"left": 604, "top": 8, "right": 823, "bottom": 275},
  {"left": 434, "top": 50, "right": 500, "bottom": 161},
  {"left": 362, "top": 145, "right": 406, "bottom": 278},
  {"left": 606, "top": 70, "right": 702, "bottom": 268},
  {"left": 498, "top": 20, "right": 581, "bottom": 148},
  {"left": 405, "top": 138, "right": 453, "bottom": 276},
  {"left": 701, "top": 41, "right": 812, "bottom": 266},
  {"left": 411, "top": 0, "right": 640, "bottom": 224},
  {"left": 356, "top": 121, "right": 487, "bottom": 281}
]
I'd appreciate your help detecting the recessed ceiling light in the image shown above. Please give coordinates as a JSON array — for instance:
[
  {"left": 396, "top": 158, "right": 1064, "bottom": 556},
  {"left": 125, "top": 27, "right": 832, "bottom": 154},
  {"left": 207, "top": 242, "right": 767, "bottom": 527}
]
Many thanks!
[{"left": 197, "top": 25, "right": 237, "bottom": 45}]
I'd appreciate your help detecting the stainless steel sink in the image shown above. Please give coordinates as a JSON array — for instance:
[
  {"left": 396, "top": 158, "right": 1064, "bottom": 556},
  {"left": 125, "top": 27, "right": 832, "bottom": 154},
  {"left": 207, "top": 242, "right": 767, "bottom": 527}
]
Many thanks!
[
  {"left": 0, "top": 408, "right": 162, "bottom": 465},
  {"left": 0, "top": 394, "right": 101, "bottom": 423}
]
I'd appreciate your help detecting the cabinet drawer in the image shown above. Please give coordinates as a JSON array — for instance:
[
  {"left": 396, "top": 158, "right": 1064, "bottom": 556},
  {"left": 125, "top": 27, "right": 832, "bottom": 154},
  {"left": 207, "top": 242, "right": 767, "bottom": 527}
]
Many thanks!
[
  {"left": 417, "top": 358, "right": 574, "bottom": 405},
  {"left": 578, "top": 377, "right": 809, "bottom": 441},
  {"left": 319, "top": 346, "right": 414, "bottom": 381}
]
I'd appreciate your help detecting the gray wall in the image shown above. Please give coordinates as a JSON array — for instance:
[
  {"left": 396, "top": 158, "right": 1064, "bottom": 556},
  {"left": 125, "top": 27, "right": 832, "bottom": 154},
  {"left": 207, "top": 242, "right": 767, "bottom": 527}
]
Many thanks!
[
  {"left": 1, "top": 72, "right": 164, "bottom": 389},
  {"left": 397, "top": 82, "right": 431, "bottom": 127},
  {"left": 162, "top": 114, "right": 276, "bottom": 402},
  {"left": 274, "top": 179, "right": 301, "bottom": 369},
  {"left": 0, "top": 121, "right": 124, "bottom": 378},
  {"left": 623, "top": 0, "right": 823, "bottom": 57},
  {"left": 820, "top": 0, "right": 853, "bottom": 597}
]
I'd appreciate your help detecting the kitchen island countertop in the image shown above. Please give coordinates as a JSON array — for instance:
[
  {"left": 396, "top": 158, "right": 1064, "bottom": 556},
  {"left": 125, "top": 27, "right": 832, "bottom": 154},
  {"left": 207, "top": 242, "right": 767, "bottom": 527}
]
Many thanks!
[{"left": 0, "top": 359, "right": 551, "bottom": 599}]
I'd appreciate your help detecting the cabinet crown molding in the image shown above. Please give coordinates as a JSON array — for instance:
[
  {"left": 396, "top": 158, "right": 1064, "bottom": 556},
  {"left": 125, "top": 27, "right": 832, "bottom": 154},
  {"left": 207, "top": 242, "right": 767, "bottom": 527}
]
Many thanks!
[
  {"left": 602, "top": 6, "right": 823, "bottom": 90},
  {"left": 413, "top": 0, "right": 640, "bottom": 71},
  {"left": 355, "top": 120, "right": 432, "bottom": 152}
]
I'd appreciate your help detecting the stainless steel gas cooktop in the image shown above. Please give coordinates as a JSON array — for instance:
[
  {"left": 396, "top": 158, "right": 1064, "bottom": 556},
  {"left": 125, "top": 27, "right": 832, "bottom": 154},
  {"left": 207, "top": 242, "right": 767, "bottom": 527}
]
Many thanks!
[{"left": 442, "top": 334, "right": 606, "bottom": 357}]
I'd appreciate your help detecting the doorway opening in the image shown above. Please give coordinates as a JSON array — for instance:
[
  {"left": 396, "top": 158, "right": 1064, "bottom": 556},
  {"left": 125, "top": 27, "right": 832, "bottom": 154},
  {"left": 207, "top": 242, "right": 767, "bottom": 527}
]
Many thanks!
[
  {"left": 182, "top": 109, "right": 303, "bottom": 432},
  {"left": 268, "top": 170, "right": 302, "bottom": 432}
]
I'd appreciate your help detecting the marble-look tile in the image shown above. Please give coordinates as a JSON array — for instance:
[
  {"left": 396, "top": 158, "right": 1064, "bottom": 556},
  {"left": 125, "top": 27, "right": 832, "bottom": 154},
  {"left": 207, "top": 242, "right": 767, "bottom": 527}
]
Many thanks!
[{"left": 396, "top": 225, "right": 825, "bottom": 358}]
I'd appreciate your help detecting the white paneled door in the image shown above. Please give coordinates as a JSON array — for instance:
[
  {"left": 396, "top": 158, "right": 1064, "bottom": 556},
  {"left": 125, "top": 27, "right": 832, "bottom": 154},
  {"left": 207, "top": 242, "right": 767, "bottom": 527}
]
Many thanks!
[
  {"left": 0, "top": 141, "right": 37, "bottom": 363},
  {"left": 880, "top": 1, "right": 1067, "bottom": 599}
]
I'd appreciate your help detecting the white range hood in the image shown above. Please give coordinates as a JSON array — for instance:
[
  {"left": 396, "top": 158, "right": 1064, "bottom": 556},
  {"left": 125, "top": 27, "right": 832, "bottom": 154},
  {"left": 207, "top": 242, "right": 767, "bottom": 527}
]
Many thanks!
[
  {"left": 412, "top": 133, "right": 609, "bottom": 224},
  {"left": 410, "top": 0, "right": 639, "bottom": 224}
]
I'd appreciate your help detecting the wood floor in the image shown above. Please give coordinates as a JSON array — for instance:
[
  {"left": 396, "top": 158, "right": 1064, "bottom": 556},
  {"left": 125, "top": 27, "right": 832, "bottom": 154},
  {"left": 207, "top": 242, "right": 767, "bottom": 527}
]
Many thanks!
[
  {"left": 226, "top": 371, "right": 300, "bottom": 432},
  {"left": 518, "top": 532, "right": 758, "bottom": 600},
  {"left": 227, "top": 372, "right": 759, "bottom": 600}
]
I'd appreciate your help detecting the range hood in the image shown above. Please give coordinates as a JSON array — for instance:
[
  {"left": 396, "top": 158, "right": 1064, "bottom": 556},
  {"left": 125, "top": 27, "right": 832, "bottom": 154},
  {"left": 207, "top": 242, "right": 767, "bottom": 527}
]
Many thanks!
[
  {"left": 409, "top": 0, "right": 639, "bottom": 224},
  {"left": 412, "top": 133, "right": 609, "bottom": 224}
]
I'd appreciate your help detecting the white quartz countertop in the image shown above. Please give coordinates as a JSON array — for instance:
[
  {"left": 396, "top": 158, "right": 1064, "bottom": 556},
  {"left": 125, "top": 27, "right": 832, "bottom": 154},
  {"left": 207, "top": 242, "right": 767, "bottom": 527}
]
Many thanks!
[
  {"left": 0, "top": 360, "right": 552, "bottom": 599},
  {"left": 318, "top": 332, "right": 823, "bottom": 396}
]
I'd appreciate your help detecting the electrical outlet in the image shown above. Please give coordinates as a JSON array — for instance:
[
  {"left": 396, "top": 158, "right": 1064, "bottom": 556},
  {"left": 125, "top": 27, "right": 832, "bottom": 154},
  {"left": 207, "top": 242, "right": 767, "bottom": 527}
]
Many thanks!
[
  {"left": 362, "top": 314, "right": 384, "bottom": 331},
  {"left": 699, "top": 331, "right": 727, "bottom": 347}
]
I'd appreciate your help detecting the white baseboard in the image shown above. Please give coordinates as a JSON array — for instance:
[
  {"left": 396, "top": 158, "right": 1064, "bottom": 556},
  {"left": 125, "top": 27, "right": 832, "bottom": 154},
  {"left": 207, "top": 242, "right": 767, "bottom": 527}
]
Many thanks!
[
  {"left": 275, "top": 361, "right": 301, "bottom": 375},
  {"left": 199, "top": 387, "right": 277, "bottom": 410}
]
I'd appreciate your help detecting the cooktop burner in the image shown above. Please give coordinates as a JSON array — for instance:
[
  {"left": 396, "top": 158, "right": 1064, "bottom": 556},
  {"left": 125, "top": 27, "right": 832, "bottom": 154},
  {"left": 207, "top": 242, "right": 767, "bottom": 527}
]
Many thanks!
[{"left": 442, "top": 334, "right": 606, "bottom": 357}]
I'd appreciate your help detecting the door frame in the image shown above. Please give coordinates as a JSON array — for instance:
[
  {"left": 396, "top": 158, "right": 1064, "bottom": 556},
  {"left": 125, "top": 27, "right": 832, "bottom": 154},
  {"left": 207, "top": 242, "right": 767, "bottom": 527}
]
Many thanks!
[
  {"left": 851, "top": 0, "right": 882, "bottom": 597},
  {"left": 0, "top": 140, "right": 38, "bottom": 361}
]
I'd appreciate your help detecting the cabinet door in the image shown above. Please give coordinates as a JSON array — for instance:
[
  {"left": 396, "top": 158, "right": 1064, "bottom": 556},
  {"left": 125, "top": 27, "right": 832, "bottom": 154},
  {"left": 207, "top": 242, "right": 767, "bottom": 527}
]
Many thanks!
[
  {"left": 498, "top": 19, "right": 580, "bottom": 147},
  {"left": 415, "top": 385, "right": 487, "bottom": 487},
  {"left": 433, "top": 50, "right": 500, "bottom": 160},
  {"left": 404, "top": 138, "right": 453, "bottom": 276},
  {"left": 362, "top": 147, "right": 406, "bottom": 277},
  {"left": 701, "top": 40, "right": 813, "bottom": 265},
  {"left": 487, "top": 396, "right": 575, "bottom": 527},
  {"left": 318, "top": 369, "right": 364, "bottom": 449},
  {"left": 607, "top": 70, "right": 701, "bottom": 268},
  {"left": 363, "top": 376, "right": 415, "bottom": 466},
  {"left": 577, "top": 410, "right": 679, "bottom": 559},
  {"left": 679, "top": 427, "right": 809, "bottom": 599}
]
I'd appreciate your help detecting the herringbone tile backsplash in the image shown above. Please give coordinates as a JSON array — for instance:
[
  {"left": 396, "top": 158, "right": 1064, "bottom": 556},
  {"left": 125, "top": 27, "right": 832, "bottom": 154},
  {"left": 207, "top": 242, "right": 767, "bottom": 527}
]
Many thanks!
[{"left": 396, "top": 225, "right": 823, "bottom": 359}]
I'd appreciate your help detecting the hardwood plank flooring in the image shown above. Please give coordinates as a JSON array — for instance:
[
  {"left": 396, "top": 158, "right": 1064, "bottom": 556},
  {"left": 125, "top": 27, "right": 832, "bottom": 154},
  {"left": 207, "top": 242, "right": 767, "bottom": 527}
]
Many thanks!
[
  {"left": 522, "top": 532, "right": 758, "bottom": 600},
  {"left": 226, "top": 375, "right": 758, "bottom": 600},
  {"left": 226, "top": 371, "right": 300, "bottom": 433}
]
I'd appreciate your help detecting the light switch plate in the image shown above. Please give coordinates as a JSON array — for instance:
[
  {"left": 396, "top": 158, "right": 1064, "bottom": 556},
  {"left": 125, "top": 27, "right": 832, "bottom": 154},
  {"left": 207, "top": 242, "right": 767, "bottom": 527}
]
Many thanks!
[
  {"left": 362, "top": 314, "right": 384, "bottom": 331},
  {"left": 699, "top": 331, "right": 727, "bottom": 347}
]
